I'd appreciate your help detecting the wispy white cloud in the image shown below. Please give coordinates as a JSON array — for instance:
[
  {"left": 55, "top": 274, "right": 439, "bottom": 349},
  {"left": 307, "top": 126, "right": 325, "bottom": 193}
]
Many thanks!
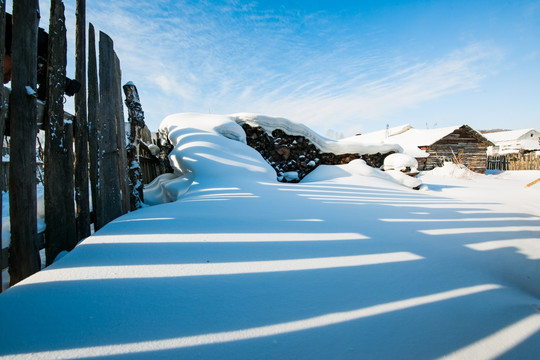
[
  {"left": 221, "top": 44, "right": 501, "bottom": 134},
  {"left": 30, "top": 0, "right": 503, "bottom": 135}
]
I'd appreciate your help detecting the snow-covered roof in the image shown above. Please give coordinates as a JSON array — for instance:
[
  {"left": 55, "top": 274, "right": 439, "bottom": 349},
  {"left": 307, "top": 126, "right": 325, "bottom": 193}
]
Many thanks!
[
  {"left": 344, "top": 124, "right": 412, "bottom": 143},
  {"left": 483, "top": 129, "right": 539, "bottom": 143},
  {"left": 342, "top": 125, "right": 470, "bottom": 158},
  {"left": 383, "top": 126, "right": 462, "bottom": 147},
  {"left": 347, "top": 124, "right": 494, "bottom": 158}
]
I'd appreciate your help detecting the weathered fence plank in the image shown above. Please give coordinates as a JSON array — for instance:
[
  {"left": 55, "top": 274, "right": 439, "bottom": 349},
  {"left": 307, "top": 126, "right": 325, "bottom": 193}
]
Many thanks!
[
  {"left": 1, "top": 248, "right": 6, "bottom": 270},
  {"left": 487, "top": 153, "right": 540, "bottom": 171},
  {"left": 44, "top": 0, "right": 77, "bottom": 265},
  {"left": 87, "top": 22, "right": 99, "bottom": 230},
  {"left": 8, "top": 0, "right": 41, "bottom": 285},
  {"left": 114, "top": 52, "right": 129, "bottom": 215},
  {"left": 97, "top": 31, "right": 123, "bottom": 228},
  {"left": 2, "top": 11, "right": 139, "bottom": 286},
  {"left": 0, "top": 0, "right": 6, "bottom": 292},
  {"left": 74, "top": 0, "right": 90, "bottom": 241},
  {"left": 123, "top": 82, "right": 145, "bottom": 210}
]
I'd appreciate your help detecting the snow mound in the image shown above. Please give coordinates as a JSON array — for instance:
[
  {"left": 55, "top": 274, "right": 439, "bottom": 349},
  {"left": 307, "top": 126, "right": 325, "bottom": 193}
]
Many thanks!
[
  {"left": 281, "top": 171, "right": 300, "bottom": 182},
  {"left": 144, "top": 113, "right": 423, "bottom": 205},
  {"left": 386, "top": 170, "right": 422, "bottom": 189},
  {"left": 143, "top": 173, "right": 189, "bottom": 205},
  {"left": 147, "top": 144, "right": 160, "bottom": 156},
  {"left": 423, "top": 162, "right": 479, "bottom": 179},
  {"left": 303, "top": 159, "right": 422, "bottom": 189},
  {"left": 383, "top": 153, "right": 418, "bottom": 172},
  {"left": 160, "top": 113, "right": 275, "bottom": 181},
  {"left": 144, "top": 113, "right": 276, "bottom": 205}
]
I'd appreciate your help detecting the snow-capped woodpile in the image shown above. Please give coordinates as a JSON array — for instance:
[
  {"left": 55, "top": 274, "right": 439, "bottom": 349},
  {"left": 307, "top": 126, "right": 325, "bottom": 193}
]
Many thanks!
[{"left": 241, "top": 124, "right": 392, "bottom": 182}]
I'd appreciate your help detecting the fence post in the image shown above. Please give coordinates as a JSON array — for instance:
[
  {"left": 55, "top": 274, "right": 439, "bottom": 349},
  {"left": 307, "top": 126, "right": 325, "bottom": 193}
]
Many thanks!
[
  {"left": 8, "top": 0, "right": 41, "bottom": 285},
  {"left": 114, "top": 53, "right": 129, "bottom": 214},
  {"left": 74, "top": 0, "right": 90, "bottom": 240},
  {"left": 0, "top": 0, "right": 5, "bottom": 292},
  {"left": 123, "top": 82, "right": 145, "bottom": 210},
  {"left": 97, "top": 31, "right": 122, "bottom": 228},
  {"left": 44, "top": 0, "right": 77, "bottom": 265},
  {"left": 87, "top": 23, "right": 99, "bottom": 230}
]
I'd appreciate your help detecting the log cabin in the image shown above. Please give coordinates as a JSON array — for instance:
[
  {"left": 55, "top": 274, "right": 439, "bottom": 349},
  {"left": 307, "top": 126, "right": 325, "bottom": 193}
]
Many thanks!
[{"left": 353, "top": 124, "right": 494, "bottom": 173}]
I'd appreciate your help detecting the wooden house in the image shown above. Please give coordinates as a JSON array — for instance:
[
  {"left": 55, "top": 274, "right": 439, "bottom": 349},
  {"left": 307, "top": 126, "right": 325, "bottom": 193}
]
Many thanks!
[
  {"left": 413, "top": 125, "right": 493, "bottom": 173},
  {"left": 353, "top": 124, "right": 494, "bottom": 173}
]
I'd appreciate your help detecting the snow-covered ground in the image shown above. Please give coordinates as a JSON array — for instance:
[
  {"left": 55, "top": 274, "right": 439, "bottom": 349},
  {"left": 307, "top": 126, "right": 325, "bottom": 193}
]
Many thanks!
[{"left": 0, "top": 113, "right": 539, "bottom": 359}]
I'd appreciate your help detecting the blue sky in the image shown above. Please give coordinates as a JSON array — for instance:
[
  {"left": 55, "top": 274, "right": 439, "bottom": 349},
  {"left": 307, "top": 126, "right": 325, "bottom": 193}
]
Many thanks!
[{"left": 16, "top": 0, "right": 540, "bottom": 136}]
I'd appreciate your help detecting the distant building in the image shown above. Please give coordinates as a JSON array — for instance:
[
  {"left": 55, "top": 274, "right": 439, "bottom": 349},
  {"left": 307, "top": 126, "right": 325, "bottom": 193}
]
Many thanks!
[
  {"left": 482, "top": 129, "right": 540, "bottom": 155},
  {"left": 350, "top": 124, "right": 493, "bottom": 173}
]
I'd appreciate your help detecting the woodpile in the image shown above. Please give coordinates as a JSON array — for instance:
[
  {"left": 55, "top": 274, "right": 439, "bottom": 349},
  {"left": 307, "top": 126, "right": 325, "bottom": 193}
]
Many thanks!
[{"left": 242, "top": 124, "right": 390, "bottom": 182}]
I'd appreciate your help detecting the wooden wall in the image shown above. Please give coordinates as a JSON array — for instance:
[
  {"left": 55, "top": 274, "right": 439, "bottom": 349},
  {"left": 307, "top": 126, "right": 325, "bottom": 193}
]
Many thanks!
[{"left": 417, "top": 125, "right": 493, "bottom": 173}]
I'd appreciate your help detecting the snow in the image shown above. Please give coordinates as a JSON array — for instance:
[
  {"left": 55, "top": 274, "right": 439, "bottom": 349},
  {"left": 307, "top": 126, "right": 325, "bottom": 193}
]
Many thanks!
[
  {"left": 282, "top": 171, "right": 300, "bottom": 182},
  {"left": 0, "top": 113, "right": 539, "bottom": 359},
  {"left": 383, "top": 153, "right": 418, "bottom": 172},
  {"left": 25, "top": 86, "right": 36, "bottom": 97},
  {"left": 2, "top": 188, "right": 47, "bottom": 290},
  {"left": 1, "top": 188, "right": 46, "bottom": 250},
  {"left": 382, "top": 125, "right": 462, "bottom": 147},
  {"left": 147, "top": 143, "right": 160, "bottom": 156},
  {"left": 233, "top": 113, "right": 402, "bottom": 155},
  {"left": 484, "top": 129, "right": 538, "bottom": 143},
  {"left": 346, "top": 124, "right": 412, "bottom": 142},
  {"left": 419, "top": 163, "right": 540, "bottom": 217}
]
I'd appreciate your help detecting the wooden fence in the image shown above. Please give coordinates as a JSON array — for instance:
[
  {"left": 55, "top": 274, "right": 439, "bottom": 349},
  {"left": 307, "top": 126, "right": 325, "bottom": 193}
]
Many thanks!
[
  {"left": 139, "top": 142, "right": 160, "bottom": 184},
  {"left": 0, "top": 0, "right": 167, "bottom": 291},
  {"left": 487, "top": 153, "right": 540, "bottom": 171}
]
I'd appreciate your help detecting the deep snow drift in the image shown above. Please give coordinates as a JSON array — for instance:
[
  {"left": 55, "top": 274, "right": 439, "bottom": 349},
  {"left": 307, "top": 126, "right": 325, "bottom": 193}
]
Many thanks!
[{"left": 0, "top": 113, "right": 539, "bottom": 360}]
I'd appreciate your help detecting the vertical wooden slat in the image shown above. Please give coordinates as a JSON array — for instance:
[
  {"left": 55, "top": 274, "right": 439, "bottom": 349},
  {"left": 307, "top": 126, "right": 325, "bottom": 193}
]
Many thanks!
[
  {"left": 114, "top": 52, "right": 129, "bottom": 214},
  {"left": 87, "top": 23, "right": 99, "bottom": 230},
  {"left": 44, "top": 0, "right": 77, "bottom": 265},
  {"left": 74, "top": 0, "right": 90, "bottom": 240},
  {"left": 123, "top": 82, "right": 145, "bottom": 210},
  {"left": 97, "top": 31, "right": 122, "bottom": 228},
  {"left": 8, "top": 0, "right": 41, "bottom": 285},
  {"left": 0, "top": 0, "right": 6, "bottom": 292}
]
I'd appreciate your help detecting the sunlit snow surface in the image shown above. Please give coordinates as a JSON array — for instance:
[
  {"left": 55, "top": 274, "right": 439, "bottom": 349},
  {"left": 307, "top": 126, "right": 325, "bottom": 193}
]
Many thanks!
[{"left": 0, "top": 113, "right": 539, "bottom": 359}]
